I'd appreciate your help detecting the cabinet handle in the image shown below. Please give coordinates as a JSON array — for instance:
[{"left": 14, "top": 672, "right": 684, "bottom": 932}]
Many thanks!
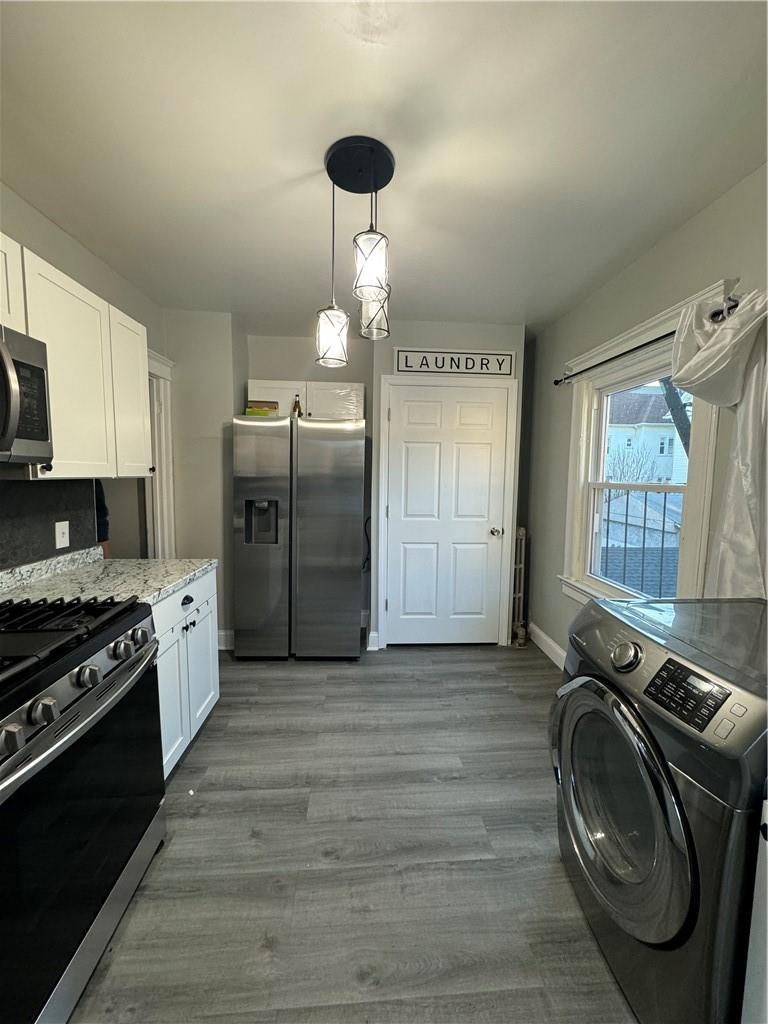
[
  {"left": 190, "top": 620, "right": 197, "bottom": 629},
  {"left": 149, "top": 465, "right": 156, "bottom": 474},
  {"left": 181, "top": 624, "right": 189, "bottom": 633},
  {"left": 39, "top": 463, "right": 53, "bottom": 474},
  {"left": 181, "top": 595, "right": 193, "bottom": 606}
]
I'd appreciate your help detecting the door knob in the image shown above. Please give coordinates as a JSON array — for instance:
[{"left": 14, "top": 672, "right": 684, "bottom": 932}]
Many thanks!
[{"left": 489, "top": 527, "right": 501, "bottom": 537}]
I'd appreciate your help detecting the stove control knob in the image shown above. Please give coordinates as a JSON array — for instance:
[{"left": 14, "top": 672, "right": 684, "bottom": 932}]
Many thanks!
[
  {"left": 28, "top": 696, "right": 61, "bottom": 726},
  {"left": 130, "top": 627, "right": 151, "bottom": 648},
  {"left": 76, "top": 664, "right": 102, "bottom": 690},
  {"left": 109, "top": 639, "right": 135, "bottom": 661},
  {"left": 611, "top": 641, "right": 642, "bottom": 672},
  {"left": 1, "top": 724, "right": 26, "bottom": 754}
]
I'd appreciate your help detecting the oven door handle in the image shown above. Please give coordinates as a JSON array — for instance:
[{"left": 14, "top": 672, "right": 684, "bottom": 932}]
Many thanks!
[
  {"left": 0, "top": 638, "right": 159, "bottom": 807},
  {"left": 0, "top": 340, "right": 21, "bottom": 452}
]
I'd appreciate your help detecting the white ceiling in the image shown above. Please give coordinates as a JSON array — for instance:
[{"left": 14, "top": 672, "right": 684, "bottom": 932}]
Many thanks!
[{"left": 1, "top": 2, "right": 765, "bottom": 335}]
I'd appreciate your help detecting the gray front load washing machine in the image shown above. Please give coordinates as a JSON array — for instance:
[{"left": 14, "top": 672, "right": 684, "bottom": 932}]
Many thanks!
[{"left": 550, "top": 598, "right": 766, "bottom": 1024}]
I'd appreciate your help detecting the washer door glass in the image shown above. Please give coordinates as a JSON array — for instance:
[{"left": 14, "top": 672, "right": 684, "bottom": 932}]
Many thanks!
[
  {"left": 556, "top": 678, "right": 694, "bottom": 945},
  {"left": 571, "top": 710, "right": 657, "bottom": 884}
]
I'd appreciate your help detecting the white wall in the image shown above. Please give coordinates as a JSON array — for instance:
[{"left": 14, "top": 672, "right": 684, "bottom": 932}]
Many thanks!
[
  {"left": 164, "top": 310, "right": 243, "bottom": 632},
  {"left": 369, "top": 321, "right": 527, "bottom": 644},
  {"left": 101, "top": 478, "right": 145, "bottom": 557},
  {"left": 247, "top": 333, "right": 374, "bottom": 401},
  {"left": 529, "top": 164, "right": 767, "bottom": 652},
  {"left": 0, "top": 183, "right": 167, "bottom": 356}
]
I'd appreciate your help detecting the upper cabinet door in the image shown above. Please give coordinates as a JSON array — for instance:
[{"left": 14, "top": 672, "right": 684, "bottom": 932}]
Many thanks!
[
  {"left": 306, "top": 381, "right": 364, "bottom": 420},
  {"left": 0, "top": 233, "right": 27, "bottom": 332},
  {"left": 24, "top": 251, "right": 116, "bottom": 478},
  {"left": 110, "top": 305, "right": 152, "bottom": 477}
]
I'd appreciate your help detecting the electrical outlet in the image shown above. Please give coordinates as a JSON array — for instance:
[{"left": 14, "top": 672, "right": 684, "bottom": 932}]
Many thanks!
[{"left": 55, "top": 521, "right": 70, "bottom": 550}]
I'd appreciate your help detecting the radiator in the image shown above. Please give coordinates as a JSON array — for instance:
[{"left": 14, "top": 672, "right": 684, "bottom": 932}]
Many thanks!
[{"left": 511, "top": 527, "right": 528, "bottom": 647}]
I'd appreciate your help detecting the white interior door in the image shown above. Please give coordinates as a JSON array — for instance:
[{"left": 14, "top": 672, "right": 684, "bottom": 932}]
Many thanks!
[{"left": 386, "top": 384, "right": 509, "bottom": 643}]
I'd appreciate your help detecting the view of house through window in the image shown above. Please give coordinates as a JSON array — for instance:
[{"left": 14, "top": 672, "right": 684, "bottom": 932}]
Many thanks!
[{"left": 589, "top": 376, "right": 692, "bottom": 598}]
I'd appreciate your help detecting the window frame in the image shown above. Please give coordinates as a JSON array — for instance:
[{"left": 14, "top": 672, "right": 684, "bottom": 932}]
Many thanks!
[{"left": 560, "top": 284, "right": 725, "bottom": 606}]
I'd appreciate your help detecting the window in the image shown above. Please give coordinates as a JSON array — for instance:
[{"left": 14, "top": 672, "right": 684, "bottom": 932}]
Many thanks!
[
  {"left": 562, "top": 316, "right": 719, "bottom": 606},
  {"left": 591, "top": 377, "right": 690, "bottom": 598}
]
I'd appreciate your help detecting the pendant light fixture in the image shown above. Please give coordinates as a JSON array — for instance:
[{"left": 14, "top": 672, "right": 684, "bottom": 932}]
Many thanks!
[
  {"left": 322, "top": 136, "right": 395, "bottom": 349},
  {"left": 315, "top": 182, "right": 350, "bottom": 368}
]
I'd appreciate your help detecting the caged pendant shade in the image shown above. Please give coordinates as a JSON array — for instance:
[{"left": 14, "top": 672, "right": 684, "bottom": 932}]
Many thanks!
[
  {"left": 315, "top": 181, "right": 349, "bottom": 367},
  {"left": 352, "top": 228, "right": 389, "bottom": 302},
  {"left": 316, "top": 304, "right": 350, "bottom": 367},
  {"left": 360, "top": 285, "right": 390, "bottom": 340}
]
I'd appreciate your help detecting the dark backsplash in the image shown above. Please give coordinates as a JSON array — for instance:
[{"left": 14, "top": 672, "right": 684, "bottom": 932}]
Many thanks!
[{"left": 0, "top": 480, "right": 96, "bottom": 571}]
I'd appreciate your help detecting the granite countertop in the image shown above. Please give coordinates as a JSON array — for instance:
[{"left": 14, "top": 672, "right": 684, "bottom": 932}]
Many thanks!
[{"left": 0, "top": 551, "right": 218, "bottom": 607}]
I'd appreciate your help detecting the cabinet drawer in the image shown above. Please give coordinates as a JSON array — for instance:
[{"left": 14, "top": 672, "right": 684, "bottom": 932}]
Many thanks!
[{"left": 151, "top": 569, "right": 217, "bottom": 637}]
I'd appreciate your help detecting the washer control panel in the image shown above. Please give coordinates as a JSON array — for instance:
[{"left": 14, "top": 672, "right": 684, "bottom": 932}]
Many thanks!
[{"left": 644, "top": 658, "right": 731, "bottom": 733}]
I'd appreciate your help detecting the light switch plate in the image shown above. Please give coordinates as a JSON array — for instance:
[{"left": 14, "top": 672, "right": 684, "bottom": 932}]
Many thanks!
[{"left": 55, "top": 521, "right": 70, "bottom": 549}]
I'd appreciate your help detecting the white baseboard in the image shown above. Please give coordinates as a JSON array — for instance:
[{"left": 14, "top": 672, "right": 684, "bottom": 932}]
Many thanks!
[
  {"left": 366, "top": 631, "right": 380, "bottom": 652},
  {"left": 529, "top": 622, "right": 566, "bottom": 670},
  {"left": 218, "top": 629, "right": 234, "bottom": 651}
]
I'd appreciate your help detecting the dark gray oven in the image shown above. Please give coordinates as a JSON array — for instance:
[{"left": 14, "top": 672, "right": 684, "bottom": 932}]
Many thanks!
[
  {"left": 0, "top": 600, "right": 166, "bottom": 1023},
  {"left": 0, "top": 325, "right": 53, "bottom": 465}
]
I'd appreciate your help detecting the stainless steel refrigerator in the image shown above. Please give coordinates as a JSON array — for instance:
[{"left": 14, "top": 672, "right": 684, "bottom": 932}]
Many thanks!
[{"left": 233, "top": 415, "right": 365, "bottom": 658}]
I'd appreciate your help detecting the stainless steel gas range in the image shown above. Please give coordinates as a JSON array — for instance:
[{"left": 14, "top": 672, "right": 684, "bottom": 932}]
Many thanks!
[{"left": 0, "top": 594, "right": 166, "bottom": 1024}]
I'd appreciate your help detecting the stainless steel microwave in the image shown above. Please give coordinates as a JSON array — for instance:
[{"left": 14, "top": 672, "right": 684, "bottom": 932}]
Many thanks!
[{"left": 0, "top": 325, "right": 53, "bottom": 465}]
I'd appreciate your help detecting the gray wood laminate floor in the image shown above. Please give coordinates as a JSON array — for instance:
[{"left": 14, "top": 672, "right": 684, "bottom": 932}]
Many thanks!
[{"left": 72, "top": 645, "right": 634, "bottom": 1024}]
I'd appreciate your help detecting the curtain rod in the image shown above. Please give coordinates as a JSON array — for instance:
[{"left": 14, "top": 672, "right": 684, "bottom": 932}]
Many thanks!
[
  {"left": 553, "top": 293, "right": 740, "bottom": 387},
  {"left": 552, "top": 331, "right": 677, "bottom": 386}
]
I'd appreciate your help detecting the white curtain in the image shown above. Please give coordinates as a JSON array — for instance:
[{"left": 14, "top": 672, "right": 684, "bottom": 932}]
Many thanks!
[{"left": 672, "top": 288, "right": 767, "bottom": 598}]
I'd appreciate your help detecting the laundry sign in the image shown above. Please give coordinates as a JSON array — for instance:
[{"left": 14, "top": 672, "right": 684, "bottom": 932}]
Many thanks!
[{"left": 396, "top": 349, "right": 513, "bottom": 376}]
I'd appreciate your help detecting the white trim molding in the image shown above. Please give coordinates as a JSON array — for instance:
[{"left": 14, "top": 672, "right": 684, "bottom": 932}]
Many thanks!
[
  {"left": 366, "top": 631, "right": 380, "bottom": 652},
  {"left": 148, "top": 349, "right": 174, "bottom": 381},
  {"left": 529, "top": 622, "right": 566, "bottom": 670}
]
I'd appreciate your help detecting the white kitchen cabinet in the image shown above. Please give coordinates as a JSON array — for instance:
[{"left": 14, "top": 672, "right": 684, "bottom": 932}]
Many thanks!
[
  {"left": 153, "top": 568, "right": 220, "bottom": 777},
  {"left": 109, "top": 305, "right": 152, "bottom": 476},
  {"left": 247, "top": 379, "right": 306, "bottom": 417},
  {"left": 185, "top": 596, "right": 219, "bottom": 738},
  {"left": 156, "top": 623, "right": 190, "bottom": 777},
  {"left": 305, "top": 381, "right": 364, "bottom": 420},
  {"left": 22, "top": 249, "right": 153, "bottom": 479},
  {"left": 0, "top": 232, "right": 26, "bottom": 332},
  {"left": 24, "top": 250, "right": 117, "bottom": 479},
  {"left": 247, "top": 378, "right": 364, "bottom": 420}
]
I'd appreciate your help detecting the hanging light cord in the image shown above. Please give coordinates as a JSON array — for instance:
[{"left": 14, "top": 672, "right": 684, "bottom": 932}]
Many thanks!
[
  {"left": 330, "top": 182, "right": 336, "bottom": 306},
  {"left": 369, "top": 146, "right": 375, "bottom": 230}
]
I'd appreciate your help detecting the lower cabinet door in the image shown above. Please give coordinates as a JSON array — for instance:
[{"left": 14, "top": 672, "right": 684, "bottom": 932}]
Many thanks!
[
  {"left": 185, "top": 598, "right": 220, "bottom": 738},
  {"left": 156, "top": 625, "right": 190, "bottom": 778}
]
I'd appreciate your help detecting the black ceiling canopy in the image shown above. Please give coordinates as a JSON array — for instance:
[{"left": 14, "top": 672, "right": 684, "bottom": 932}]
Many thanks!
[{"left": 324, "top": 136, "right": 395, "bottom": 194}]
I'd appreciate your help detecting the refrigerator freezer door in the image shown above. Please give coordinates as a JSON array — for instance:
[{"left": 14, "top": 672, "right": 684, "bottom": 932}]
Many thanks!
[
  {"left": 293, "top": 417, "right": 364, "bottom": 657},
  {"left": 233, "top": 416, "right": 291, "bottom": 656}
]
